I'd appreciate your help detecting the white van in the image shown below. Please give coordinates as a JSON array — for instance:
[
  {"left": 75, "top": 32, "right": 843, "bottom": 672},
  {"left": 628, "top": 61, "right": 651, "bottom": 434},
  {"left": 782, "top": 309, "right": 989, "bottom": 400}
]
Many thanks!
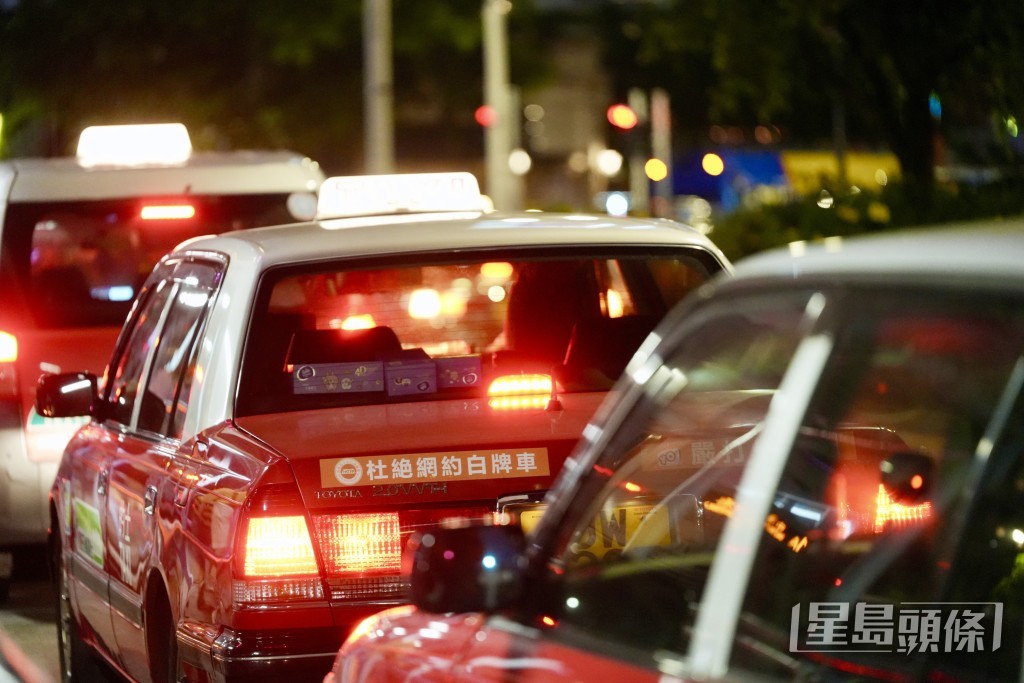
[{"left": 0, "top": 123, "right": 324, "bottom": 596}]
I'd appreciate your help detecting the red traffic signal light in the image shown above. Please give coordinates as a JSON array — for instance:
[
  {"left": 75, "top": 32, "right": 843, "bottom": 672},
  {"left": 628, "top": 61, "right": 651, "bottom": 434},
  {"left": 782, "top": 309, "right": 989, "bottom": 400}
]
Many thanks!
[
  {"left": 607, "top": 104, "right": 638, "bottom": 130},
  {"left": 475, "top": 105, "right": 498, "bottom": 128}
]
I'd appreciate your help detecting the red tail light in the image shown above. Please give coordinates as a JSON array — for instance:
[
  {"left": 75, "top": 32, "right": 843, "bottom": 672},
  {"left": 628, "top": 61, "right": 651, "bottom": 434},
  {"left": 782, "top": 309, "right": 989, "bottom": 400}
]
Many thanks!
[
  {"left": 313, "top": 512, "right": 401, "bottom": 575},
  {"left": 140, "top": 203, "right": 196, "bottom": 220},
  {"left": 312, "top": 507, "right": 491, "bottom": 603},
  {"left": 0, "top": 331, "right": 17, "bottom": 397},
  {"left": 234, "top": 485, "right": 324, "bottom": 606},
  {"left": 242, "top": 516, "right": 320, "bottom": 577},
  {"left": 487, "top": 373, "right": 554, "bottom": 410},
  {"left": 873, "top": 484, "right": 932, "bottom": 533}
]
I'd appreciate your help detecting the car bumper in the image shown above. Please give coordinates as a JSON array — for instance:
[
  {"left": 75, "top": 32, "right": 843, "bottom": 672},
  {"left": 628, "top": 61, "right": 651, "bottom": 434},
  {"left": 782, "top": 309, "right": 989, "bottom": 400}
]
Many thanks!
[
  {"left": 0, "top": 400, "right": 56, "bottom": 545},
  {"left": 178, "top": 614, "right": 381, "bottom": 683}
]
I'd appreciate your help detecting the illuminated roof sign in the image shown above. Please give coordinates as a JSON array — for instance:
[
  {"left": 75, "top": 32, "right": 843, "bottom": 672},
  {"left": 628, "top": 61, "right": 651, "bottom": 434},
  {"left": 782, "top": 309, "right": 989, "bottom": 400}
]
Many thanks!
[{"left": 316, "top": 172, "right": 484, "bottom": 220}]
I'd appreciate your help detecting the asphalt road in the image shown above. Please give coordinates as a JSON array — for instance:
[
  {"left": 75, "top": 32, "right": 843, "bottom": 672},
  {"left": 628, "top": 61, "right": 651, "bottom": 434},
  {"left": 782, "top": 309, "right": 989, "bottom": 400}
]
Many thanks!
[{"left": 0, "top": 547, "right": 60, "bottom": 682}]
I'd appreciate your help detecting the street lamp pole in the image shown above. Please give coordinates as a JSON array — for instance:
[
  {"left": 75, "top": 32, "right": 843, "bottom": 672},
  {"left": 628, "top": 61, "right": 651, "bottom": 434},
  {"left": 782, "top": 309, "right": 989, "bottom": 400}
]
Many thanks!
[
  {"left": 482, "top": 0, "right": 518, "bottom": 210},
  {"left": 364, "top": 0, "right": 395, "bottom": 174}
]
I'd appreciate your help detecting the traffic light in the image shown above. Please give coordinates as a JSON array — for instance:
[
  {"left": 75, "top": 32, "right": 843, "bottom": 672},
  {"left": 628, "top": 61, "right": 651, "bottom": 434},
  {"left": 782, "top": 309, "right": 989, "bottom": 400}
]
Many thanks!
[
  {"left": 474, "top": 105, "right": 498, "bottom": 128},
  {"left": 606, "top": 104, "right": 638, "bottom": 131}
]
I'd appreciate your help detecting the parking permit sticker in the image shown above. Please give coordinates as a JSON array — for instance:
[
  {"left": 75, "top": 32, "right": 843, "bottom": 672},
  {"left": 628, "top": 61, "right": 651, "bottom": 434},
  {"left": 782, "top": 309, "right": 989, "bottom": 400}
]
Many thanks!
[
  {"left": 292, "top": 362, "right": 385, "bottom": 394},
  {"left": 73, "top": 499, "right": 104, "bottom": 566},
  {"left": 320, "top": 448, "right": 550, "bottom": 488},
  {"left": 641, "top": 437, "right": 750, "bottom": 470}
]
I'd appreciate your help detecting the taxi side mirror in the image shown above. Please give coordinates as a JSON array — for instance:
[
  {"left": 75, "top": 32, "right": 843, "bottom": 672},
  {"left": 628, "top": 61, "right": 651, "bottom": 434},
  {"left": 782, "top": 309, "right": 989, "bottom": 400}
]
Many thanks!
[
  {"left": 880, "top": 451, "right": 933, "bottom": 504},
  {"left": 406, "top": 522, "right": 527, "bottom": 614},
  {"left": 35, "top": 372, "right": 98, "bottom": 418}
]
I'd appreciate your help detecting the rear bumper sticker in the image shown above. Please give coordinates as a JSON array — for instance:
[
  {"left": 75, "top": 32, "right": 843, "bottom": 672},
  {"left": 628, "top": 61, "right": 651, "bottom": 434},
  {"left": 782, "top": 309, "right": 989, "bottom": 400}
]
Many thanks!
[{"left": 320, "top": 448, "right": 550, "bottom": 488}]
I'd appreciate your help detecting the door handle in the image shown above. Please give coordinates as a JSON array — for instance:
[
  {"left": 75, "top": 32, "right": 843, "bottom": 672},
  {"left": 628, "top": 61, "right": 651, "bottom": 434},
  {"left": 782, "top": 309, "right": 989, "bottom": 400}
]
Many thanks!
[
  {"left": 144, "top": 486, "right": 158, "bottom": 516},
  {"left": 97, "top": 469, "right": 108, "bottom": 496}
]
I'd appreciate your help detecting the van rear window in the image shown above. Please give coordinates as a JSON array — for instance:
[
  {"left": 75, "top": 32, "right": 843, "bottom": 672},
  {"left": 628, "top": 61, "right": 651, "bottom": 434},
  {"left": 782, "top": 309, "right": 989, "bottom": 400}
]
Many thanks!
[{"left": 2, "top": 195, "right": 295, "bottom": 329}]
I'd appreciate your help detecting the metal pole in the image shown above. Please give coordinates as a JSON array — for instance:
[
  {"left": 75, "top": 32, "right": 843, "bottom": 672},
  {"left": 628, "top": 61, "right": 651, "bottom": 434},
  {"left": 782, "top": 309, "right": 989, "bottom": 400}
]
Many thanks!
[
  {"left": 483, "top": 0, "right": 514, "bottom": 210},
  {"left": 364, "top": 0, "right": 395, "bottom": 174},
  {"left": 627, "top": 87, "right": 649, "bottom": 216},
  {"left": 650, "top": 88, "right": 673, "bottom": 217}
]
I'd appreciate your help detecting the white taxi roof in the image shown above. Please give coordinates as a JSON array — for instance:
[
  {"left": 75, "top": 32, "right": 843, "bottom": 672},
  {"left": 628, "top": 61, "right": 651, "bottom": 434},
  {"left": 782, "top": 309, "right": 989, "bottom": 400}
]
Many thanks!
[
  {"left": 176, "top": 211, "right": 731, "bottom": 270},
  {"left": 0, "top": 150, "right": 324, "bottom": 202},
  {"left": 728, "top": 218, "right": 1024, "bottom": 287}
]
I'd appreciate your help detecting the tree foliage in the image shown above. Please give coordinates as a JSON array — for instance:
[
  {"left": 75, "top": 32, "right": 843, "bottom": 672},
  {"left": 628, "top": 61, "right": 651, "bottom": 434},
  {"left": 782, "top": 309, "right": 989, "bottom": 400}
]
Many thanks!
[
  {"left": 585, "top": 0, "right": 1024, "bottom": 191},
  {"left": 0, "top": 0, "right": 549, "bottom": 172}
]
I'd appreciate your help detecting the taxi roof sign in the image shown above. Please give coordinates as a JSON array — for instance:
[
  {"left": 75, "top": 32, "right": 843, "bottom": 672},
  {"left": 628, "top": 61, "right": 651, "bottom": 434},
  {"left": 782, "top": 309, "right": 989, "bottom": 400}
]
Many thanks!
[
  {"left": 316, "top": 172, "right": 484, "bottom": 220},
  {"left": 77, "top": 123, "right": 193, "bottom": 168}
]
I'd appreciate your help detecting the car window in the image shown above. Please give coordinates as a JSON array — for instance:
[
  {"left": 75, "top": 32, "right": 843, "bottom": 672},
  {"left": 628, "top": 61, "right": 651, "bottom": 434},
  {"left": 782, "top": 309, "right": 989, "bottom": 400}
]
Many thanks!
[
  {"left": 236, "top": 250, "right": 719, "bottom": 416},
  {"left": 728, "top": 289, "right": 1024, "bottom": 681},
  {"left": 525, "top": 290, "right": 815, "bottom": 663},
  {"left": 136, "top": 260, "right": 221, "bottom": 439},
  {"left": 5, "top": 195, "right": 292, "bottom": 329},
  {"left": 105, "top": 278, "right": 176, "bottom": 427}
]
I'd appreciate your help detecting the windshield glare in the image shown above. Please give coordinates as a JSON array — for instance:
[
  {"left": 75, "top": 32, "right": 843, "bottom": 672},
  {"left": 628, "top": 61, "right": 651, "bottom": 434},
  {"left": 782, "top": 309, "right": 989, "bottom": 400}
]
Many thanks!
[{"left": 236, "top": 252, "right": 715, "bottom": 416}]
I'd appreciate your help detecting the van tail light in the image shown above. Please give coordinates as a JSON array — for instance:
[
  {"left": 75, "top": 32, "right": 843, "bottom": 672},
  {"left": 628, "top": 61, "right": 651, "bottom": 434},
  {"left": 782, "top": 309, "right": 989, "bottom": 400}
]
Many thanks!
[
  {"left": 234, "top": 484, "right": 325, "bottom": 606},
  {"left": 0, "top": 331, "right": 18, "bottom": 397},
  {"left": 140, "top": 203, "right": 196, "bottom": 220},
  {"left": 312, "top": 507, "right": 491, "bottom": 603}
]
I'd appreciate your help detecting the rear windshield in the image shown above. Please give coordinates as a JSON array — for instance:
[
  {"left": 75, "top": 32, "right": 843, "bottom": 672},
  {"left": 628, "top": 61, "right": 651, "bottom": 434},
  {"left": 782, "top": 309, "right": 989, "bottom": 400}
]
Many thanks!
[
  {"left": 1, "top": 195, "right": 299, "bottom": 329},
  {"left": 236, "top": 249, "right": 720, "bottom": 416}
]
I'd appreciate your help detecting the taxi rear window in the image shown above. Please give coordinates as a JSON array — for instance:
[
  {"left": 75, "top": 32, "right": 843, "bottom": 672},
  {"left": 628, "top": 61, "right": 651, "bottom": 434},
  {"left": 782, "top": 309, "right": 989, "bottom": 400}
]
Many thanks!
[
  {"left": 2, "top": 195, "right": 297, "bottom": 329},
  {"left": 236, "top": 250, "right": 718, "bottom": 416}
]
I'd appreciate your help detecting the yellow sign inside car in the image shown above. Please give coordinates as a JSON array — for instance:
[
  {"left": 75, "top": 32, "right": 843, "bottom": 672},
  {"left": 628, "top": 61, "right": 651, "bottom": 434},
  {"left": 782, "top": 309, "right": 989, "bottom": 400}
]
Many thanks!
[{"left": 521, "top": 502, "right": 672, "bottom": 565}]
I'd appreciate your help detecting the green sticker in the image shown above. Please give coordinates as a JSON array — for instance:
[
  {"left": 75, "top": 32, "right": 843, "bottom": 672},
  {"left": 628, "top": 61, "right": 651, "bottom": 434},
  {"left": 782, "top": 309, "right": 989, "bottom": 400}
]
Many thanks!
[
  {"left": 73, "top": 499, "right": 104, "bottom": 567},
  {"left": 27, "top": 406, "right": 89, "bottom": 429}
]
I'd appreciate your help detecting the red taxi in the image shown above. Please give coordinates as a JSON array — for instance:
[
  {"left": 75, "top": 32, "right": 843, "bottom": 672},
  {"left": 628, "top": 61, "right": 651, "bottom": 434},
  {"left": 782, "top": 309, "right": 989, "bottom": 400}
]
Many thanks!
[
  {"left": 327, "top": 222, "right": 1024, "bottom": 683},
  {"left": 36, "top": 172, "right": 731, "bottom": 681},
  {"left": 0, "top": 123, "right": 324, "bottom": 593}
]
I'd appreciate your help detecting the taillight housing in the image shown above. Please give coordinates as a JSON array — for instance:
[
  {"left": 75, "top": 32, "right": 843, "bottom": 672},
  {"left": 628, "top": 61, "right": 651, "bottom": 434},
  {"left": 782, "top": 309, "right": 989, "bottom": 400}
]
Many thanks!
[
  {"left": 311, "top": 507, "right": 491, "bottom": 603},
  {"left": 234, "top": 485, "right": 324, "bottom": 606},
  {"left": 235, "top": 481, "right": 496, "bottom": 607},
  {"left": 0, "top": 331, "right": 17, "bottom": 398}
]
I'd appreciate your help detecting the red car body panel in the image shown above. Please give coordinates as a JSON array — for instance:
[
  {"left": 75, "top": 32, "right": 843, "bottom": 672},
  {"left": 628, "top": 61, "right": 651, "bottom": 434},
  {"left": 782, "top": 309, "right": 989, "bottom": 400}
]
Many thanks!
[
  {"left": 334, "top": 607, "right": 660, "bottom": 683},
  {"left": 54, "top": 392, "right": 607, "bottom": 680},
  {"left": 236, "top": 393, "right": 607, "bottom": 510}
]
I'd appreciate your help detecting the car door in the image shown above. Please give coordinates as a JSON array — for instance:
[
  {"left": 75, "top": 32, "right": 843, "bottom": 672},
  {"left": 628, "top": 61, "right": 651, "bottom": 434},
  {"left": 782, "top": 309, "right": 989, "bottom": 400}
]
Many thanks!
[
  {"left": 61, "top": 262, "right": 180, "bottom": 667},
  {"left": 436, "top": 290, "right": 818, "bottom": 683},
  {"left": 713, "top": 288, "right": 1024, "bottom": 682},
  {"left": 102, "top": 257, "right": 223, "bottom": 681}
]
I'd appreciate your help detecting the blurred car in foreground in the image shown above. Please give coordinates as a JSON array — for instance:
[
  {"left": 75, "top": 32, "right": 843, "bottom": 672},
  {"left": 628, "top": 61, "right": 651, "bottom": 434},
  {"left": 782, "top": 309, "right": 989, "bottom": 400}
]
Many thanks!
[
  {"left": 0, "top": 123, "right": 324, "bottom": 593},
  {"left": 328, "top": 221, "right": 1024, "bottom": 683},
  {"left": 36, "top": 171, "right": 730, "bottom": 681}
]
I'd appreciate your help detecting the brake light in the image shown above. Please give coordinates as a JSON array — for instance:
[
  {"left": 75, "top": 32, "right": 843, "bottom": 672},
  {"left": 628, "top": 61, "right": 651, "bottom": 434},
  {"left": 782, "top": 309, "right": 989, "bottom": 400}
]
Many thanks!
[
  {"left": 242, "top": 516, "right": 319, "bottom": 577},
  {"left": 313, "top": 512, "right": 401, "bottom": 575},
  {"left": 0, "top": 332, "right": 16, "bottom": 363},
  {"left": 873, "top": 484, "right": 932, "bottom": 532},
  {"left": 140, "top": 203, "right": 196, "bottom": 220},
  {"left": 234, "top": 485, "right": 324, "bottom": 606},
  {"left": 488, "top": 373, "right": 553, "bottom": 410},
  {"left": 339, "top": 314, "right": 377, "bottom": 330},
  {"left": 0, "top": 331, "right": 17, "bottom": 397}
]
